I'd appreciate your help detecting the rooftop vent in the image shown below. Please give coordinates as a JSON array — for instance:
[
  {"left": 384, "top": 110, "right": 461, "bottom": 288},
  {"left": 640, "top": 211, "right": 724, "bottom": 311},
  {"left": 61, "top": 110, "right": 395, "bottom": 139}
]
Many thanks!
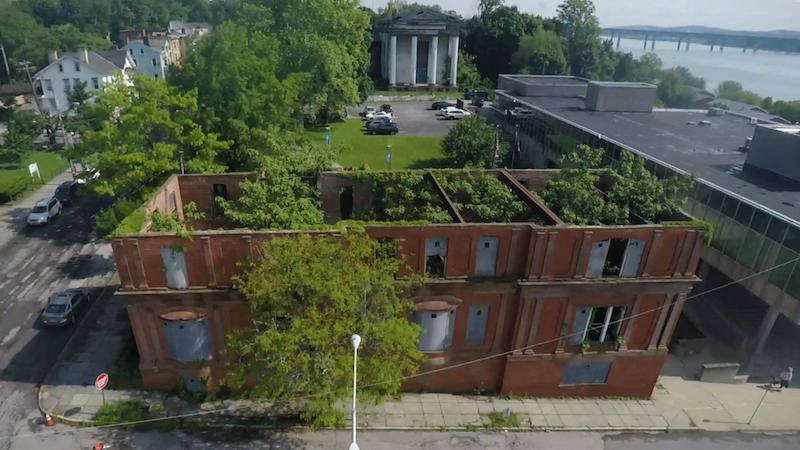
[
  {"left": 749, "top": 117, "right": 759, "bottom": 125},
  {"left": 698, "top": 120, "right": 713, "bottom": 126},
  {"left": 708, "top": 107, "right": 725, "bottom": 117}
]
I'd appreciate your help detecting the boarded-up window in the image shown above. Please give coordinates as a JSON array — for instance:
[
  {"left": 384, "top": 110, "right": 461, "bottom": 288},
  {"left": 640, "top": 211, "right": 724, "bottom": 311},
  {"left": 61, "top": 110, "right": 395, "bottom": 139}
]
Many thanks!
[
  {"left": 561, "top": 360, "right": 612, "bottom": 385},
  {"left": 168, "top": 191, "right": 177, "bottom": 212},
  {"left": 587, "top": 240, "right": 610, "bottom": 277},
  {"left": 570, "top": 306, "right": 592, "bottom": 346},
  {"left": 587, "top": 238, "right": 646, "bottom": 278},
  {"left": 620, "top": 239, "right": 645, "bottom": 277},
  {"left": 163, "top": 316, "right": 213, "bottom": 362},
  {"left": 161, "top": 248, "right": 188, "bottom": 289},
  {"left": 466, "top": 305, "right": 489, "bottom": 345},
  {"left": 412, "top": 307, "right": 456, "bottom": 351},
  {"left": 475, "top": 237, "right": 499, "bottom": 277}
]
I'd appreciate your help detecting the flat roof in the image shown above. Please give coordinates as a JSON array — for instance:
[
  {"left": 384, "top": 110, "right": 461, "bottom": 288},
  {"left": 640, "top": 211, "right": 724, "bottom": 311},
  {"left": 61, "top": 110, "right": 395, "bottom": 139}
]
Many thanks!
[
  {"left": 510, "top": 94, "right": 800, "bottom": 224},
  {"left": 503, "top": 75, "right": 588, "bottom": 86}
]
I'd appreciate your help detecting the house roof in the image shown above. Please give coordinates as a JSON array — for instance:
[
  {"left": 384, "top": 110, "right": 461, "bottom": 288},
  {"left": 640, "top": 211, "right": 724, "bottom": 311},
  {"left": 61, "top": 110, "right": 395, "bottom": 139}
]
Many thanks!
[
  {"left": 33, "top": 50, "right": 130, "bottom": 78},
  {"left": 710, "top": 99, "right": 791, "bottom": 124},
  {"left": 375, "top": 10, "right": 461, "bottom": 34}
]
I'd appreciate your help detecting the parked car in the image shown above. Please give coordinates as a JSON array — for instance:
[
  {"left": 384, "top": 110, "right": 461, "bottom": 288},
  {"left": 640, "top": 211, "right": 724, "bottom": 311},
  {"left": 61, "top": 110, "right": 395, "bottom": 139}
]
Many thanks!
[
  {"left": 26, "top": 197, "right": 61, "bottom": 226},
  {"left": 54, "top": 180, "right": 80, "bottom": 207},
  {"left": 439, "top": 106, "right": 461, "bottom": 116},
  {"left": 360, "top": 106, "right": 377, "bottom": 118},
  {"left": 381, "top": 104, "right": 392, "bottom": 113},
  {"left": 443, "top": 108, "right": 471, "bottom": 120},
  {"left": 431, "top": 100, "right": 455, "bottom": 110},
  {"left": 366, "top": 119, "right": 398, "bottom": 135},
  {"left": 41, "top": 289, "right": 89, "bottom": 326},
  {"left": 508, "top": 107, "right": 536, "bottom": 122},
  {"left": 366, "top": 110, "right": 392, "bottom": 121}
]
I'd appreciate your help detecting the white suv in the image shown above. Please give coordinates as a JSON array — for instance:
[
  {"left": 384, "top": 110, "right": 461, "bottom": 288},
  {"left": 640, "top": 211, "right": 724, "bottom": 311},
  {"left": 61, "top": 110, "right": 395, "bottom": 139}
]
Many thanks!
[{"left": 27, "top": 197, "right": 61, "bottom": 226}]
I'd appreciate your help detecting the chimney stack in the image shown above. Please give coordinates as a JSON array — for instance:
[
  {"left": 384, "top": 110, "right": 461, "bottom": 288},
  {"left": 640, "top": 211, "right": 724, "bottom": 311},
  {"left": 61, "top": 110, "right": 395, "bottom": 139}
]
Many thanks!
[
  {"left": 47, "top": 50, "right": 59, "bottom": 64},
  {"left": 80, "top": 48, "right": 90, "bottom": 64}
]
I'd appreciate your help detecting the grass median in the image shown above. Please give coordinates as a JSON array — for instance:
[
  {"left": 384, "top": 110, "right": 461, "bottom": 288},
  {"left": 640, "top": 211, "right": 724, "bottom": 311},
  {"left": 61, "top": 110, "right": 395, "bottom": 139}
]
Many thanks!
[{"left": 0, "top": 150, "right": 69, "bottom": 204}]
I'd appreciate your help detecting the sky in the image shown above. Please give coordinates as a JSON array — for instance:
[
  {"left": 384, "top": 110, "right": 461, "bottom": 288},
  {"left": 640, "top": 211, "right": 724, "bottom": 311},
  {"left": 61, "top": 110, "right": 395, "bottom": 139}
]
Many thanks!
[{"left": 363, "top": 0, "right": 800, "bottom": 32}]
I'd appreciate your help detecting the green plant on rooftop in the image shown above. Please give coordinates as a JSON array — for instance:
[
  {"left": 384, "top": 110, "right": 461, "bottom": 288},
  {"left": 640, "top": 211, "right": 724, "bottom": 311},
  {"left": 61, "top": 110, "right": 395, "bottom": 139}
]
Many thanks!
[
  {"left": 225, "top": 231, "right": 424, "bottom": 426},
  {"left": 442, "top": 115, "right": 508, "bottom": 169},
  {"left": 437, "top": 171, "right": 530, "bottom": 223},
  {"left": 350, "top": 172, "right": 453, "bottom": 223},
  {"left": 217, "top": 162, "right": 323, "bottom": 230},
  {"left": 607, "top": 152, "right": 695, "bottom": 223},
  {"left": 541, "top": 145, "right": 626, "bottom": 225}
]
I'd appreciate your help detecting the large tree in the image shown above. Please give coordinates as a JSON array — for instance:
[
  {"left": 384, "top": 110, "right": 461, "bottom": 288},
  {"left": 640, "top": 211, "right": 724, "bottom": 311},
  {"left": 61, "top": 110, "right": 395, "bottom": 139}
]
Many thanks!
[
  {"left": 225, "top": 231, "right": 424, "bottom": 425},
  {"left": 556, "top": 0, "right": 603, "bottom": 78},
  {"left": 512, "top": 29, "right": 567, "bottom": 75},
  {"left": 215, "top": 161, "right": 324, "bottom": 230},
  {"left": 75, "top": 75, "right": 228, "bottom": 198},
  {"left": 0, "top": 110, "right": 43, "bottom": 163},
  {"left": 442, "top": 115, "right": 506, "bottom": 168}
]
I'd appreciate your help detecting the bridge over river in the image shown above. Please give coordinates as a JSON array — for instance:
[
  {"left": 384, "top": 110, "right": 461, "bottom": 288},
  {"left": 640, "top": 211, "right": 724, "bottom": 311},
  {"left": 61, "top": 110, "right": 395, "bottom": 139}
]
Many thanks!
[{"left": 602, "top": 27, "right": 800, "bottom": 53}]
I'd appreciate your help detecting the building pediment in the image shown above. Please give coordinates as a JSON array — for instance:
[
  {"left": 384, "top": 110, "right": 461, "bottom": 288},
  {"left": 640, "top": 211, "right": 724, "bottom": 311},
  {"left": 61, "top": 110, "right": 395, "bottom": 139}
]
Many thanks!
[{"left": 376, "top": 10, "right": 461, "bottom": 35}]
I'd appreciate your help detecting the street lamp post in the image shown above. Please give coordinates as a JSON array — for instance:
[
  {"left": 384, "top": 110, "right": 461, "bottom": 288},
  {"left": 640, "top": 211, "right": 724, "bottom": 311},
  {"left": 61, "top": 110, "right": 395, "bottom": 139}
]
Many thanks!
[{"left": 349, "top": 334, "right": 362, "bottom": 450}]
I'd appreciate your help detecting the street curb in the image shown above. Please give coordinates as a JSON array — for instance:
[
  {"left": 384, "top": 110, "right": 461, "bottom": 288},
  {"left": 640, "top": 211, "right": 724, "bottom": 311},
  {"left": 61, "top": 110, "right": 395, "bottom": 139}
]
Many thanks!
[{"left": 37, "top": 270, "right": 120, "bottom": 419}]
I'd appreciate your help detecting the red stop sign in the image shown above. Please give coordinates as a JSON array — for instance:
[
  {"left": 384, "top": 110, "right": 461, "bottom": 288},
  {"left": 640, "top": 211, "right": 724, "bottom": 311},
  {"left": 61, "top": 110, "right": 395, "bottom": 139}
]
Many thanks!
[{"left": 95, "top": 373, "right": 109, "bottom": 391}]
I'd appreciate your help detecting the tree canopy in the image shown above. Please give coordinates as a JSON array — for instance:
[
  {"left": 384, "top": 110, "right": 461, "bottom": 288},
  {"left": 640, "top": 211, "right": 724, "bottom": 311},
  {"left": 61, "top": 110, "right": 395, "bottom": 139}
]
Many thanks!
[
  {"left": 225, "top": 231, "right": 424, "bottom": 425},
  {"left": 442, "top": 115, "right": 506, "bottom": 169},
  {"left": 557, "top": 0, "right": 604, "bottom": 78},
  {"left": 73, "top": 75, "right": 228, "bottom": 198},
  {"left": 512, "top": 29, "right": 567, "bottom": 75}
]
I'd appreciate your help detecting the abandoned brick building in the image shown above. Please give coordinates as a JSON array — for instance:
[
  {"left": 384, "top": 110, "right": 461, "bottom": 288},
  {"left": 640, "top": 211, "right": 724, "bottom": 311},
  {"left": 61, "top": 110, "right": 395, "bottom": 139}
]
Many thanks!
[{"left": 111, "top": 169, "right": 705, "bottom": 397}]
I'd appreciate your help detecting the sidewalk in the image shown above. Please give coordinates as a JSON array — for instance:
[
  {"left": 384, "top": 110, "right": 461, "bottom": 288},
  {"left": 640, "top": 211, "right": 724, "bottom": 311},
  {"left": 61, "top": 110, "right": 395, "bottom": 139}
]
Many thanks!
[
  {"left": 0, "top": 169, "right": 74, "bottom": 250},
  {"left": 38, "top": 351, "right": 800, "bottom": 431}
]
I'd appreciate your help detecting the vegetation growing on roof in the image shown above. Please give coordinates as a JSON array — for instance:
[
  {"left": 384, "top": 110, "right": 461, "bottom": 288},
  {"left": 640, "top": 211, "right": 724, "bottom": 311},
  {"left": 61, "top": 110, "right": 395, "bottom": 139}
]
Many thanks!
[
  {"left": 349, "top": 172, "right": 453, "bottom": 223},
  {"left": 541, "top": 145, "right": 694, "bottom": 225},
  {"left": 437, "top": 170, "right": 530, "bottom": 223}
]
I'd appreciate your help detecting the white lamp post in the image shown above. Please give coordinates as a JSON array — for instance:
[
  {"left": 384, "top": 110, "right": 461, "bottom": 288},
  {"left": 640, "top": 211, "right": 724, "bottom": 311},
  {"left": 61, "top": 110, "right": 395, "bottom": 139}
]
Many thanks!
[{"left": 349, "top": 334, "right": 362, "bottom": 450}]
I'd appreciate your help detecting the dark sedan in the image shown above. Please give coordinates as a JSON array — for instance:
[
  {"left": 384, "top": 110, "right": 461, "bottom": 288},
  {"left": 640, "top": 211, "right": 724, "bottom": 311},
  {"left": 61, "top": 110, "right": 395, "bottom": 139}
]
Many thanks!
[
  {"left": 54, "top": 180, "right": 80, "bottom": 206},
  {"left": 41, "top": 289, "right": 89, "bottom": 327},
  {"left": 431, "top": 100, "right": 455, "bottom": 110},
  {"left": 366, "top": 119, "right": 398, "bottom": 135}
]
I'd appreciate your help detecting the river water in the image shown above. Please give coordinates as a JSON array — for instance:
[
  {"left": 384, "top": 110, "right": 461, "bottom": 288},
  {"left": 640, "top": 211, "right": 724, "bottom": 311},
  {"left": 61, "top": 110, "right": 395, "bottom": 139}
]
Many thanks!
[{"left": 614, "top": 37, "right": 800, "bottom": 101}]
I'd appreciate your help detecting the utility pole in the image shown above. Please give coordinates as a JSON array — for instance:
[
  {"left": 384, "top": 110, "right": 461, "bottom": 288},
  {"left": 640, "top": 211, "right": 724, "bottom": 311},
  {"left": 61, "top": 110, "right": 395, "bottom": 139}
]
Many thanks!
[
  {"left": 17, "top": 61, "right": 41, "bottom": 114},
  {"left": 0, "top": 42, "right": 10, "bottom": 84}
]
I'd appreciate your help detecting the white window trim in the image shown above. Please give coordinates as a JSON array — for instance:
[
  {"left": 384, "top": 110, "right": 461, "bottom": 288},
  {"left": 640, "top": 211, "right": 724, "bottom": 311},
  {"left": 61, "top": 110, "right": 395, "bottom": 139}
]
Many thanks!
[{"left": 580, "top": 305, "right": 624, "bottom": 344}]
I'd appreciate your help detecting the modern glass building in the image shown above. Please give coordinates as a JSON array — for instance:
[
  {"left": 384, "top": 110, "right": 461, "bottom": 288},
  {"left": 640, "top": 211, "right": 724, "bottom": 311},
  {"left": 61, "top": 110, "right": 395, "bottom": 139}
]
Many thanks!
[{"left": 486, "top": 75, "right": 800, "bottom": 374}]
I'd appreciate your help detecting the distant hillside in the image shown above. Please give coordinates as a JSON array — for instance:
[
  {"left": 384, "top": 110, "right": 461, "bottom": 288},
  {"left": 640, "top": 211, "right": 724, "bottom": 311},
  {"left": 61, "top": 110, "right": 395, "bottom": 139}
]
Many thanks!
[{"left": 608, "top": 25, "right": 800, "bottom": 39}]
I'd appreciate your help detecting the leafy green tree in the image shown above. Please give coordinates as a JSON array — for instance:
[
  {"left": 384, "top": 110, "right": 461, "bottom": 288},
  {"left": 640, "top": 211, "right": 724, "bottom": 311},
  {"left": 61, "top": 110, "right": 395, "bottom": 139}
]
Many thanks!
[
  {"left": 770, "top": 101, "right": 800, "bottom": 123},
  {"left": 353, "top": 172, "right": 453, "bottom": 223},
  {"left": 463, "top": 0, "right": 540, "bottom": 83},
  {"left": 632, "top": 53, "right": 663, "bottom": 82},
  {"left": 438, "top": 171, "right": 528, "bottom": 222},
  {"left": 512, "top": 29, "right": 567, "bottom": 75},
  {"left": 542, "top": 145, "right": 625, "bottom": 225},
  {"left": 443, "top": 52, "right": 488, "bottom": 91},
  {"left": 216, "top": 163, "right": 323, "bottom": 230},
  {"left": 557, "top": 0, "right": 601, "bottom": 78},
  {"left": 716, "top": 80, "right": 762, "bottom": 105},
  {"left": 657, "top": 70, "right": 695, "bottom": 108},
  {"left": 75, "top": 75, "right": 228, "bottom": 198},
  {"left": 612, "top": 52, "right": 635, "bottom": 82},
  {"left": 607, "top": 152, "right": 694, "bottom": 223},
  {"left": 225, "top": 231, "right": 424, "bottom": 425},
  {"left": 172, "top": 22, "right": 305, "bottom": 170},
  {"left": 1, "top": 110, "right": 43, "bottom": 162},
  {"left": 68, "top": 80, "right": 91, "bottom": 109},
  {"left": 442, "top": 115, "right": 506, "bottom": 168}
]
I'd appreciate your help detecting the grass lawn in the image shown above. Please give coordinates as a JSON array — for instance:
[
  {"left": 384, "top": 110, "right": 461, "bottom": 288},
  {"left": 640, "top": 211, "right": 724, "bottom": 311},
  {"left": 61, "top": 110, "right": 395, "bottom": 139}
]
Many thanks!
[
  {"left": 308, "top": 119, "right": 447, "bottom": 170},
  {"left": 0, "top": 150, "right": 70, "bottom": 204},
  {"left": 371, "top": 90, "right": 446, "bottom": 97}
]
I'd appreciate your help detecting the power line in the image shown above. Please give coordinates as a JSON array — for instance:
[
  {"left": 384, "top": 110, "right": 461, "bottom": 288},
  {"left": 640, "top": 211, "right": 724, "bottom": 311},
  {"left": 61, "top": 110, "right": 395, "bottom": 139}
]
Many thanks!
[{"left": 5, "top": 254, "right": 800, "bottom": 441}]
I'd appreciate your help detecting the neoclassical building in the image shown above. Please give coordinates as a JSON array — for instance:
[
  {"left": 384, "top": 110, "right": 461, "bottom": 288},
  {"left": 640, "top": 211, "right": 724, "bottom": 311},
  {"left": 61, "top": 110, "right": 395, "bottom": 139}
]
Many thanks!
[{"left": 372, "top": 10, "right": 462, "bottom": 88}]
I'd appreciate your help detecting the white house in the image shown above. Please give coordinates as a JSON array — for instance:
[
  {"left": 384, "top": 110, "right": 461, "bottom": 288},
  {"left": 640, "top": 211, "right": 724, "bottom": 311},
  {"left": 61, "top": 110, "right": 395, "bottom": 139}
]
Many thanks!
[
  {"left": 373, "top": 10, "right": 462, "bottom": 88},
  {"left": 122, "top": 41, "right": 167, "bottom": 79},
  {"left": 34, "top": 49, "right": 135, "bottom": 116}
]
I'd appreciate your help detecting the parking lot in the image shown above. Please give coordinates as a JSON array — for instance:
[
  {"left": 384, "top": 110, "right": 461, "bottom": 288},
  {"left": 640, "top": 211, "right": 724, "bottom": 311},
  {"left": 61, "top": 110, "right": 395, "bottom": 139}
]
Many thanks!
[{"left": 351, "top": 101, "right": 460, "bottom": 136}]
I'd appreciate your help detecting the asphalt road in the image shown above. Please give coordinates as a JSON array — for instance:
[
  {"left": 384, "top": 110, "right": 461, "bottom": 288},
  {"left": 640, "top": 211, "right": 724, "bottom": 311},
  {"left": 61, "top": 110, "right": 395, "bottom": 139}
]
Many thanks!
[
  {"left": 6, "top": 428, "right": 800, "bottom": 449},
  {"left": 0, "top": 188, "right": 113, "bottom": 450}
]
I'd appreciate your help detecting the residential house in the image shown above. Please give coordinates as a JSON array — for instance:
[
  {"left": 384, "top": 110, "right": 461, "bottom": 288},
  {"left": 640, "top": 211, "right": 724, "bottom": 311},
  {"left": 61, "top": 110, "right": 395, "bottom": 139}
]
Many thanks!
[
  {"left": 33, "top": 49, "right": 135, "bottom": 116},
  {"left": 122, "top": 41, "right": 167, "bottom": 80}
]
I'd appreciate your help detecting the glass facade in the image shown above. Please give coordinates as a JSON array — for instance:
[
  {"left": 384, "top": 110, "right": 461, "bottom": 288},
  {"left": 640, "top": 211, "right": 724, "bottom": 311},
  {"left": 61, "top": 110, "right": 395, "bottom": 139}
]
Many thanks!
[{"left": 494, "top": 90, "right": 800, "bottom": 303}]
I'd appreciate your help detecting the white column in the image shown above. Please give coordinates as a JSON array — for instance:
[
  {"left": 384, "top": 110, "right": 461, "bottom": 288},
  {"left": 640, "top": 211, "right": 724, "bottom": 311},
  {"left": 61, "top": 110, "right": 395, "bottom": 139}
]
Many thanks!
[
  {"left": 388, "top": 34, "right": 397, "bottom": 86},
  {"left": 409, "top": 35, "right": 418, "bottom": 85},
  {"left": 449, "top": 35, "right": 459, "bottom": 88},
  {"left": 428, "top": 35, "right": 439, "bottom": 85}
]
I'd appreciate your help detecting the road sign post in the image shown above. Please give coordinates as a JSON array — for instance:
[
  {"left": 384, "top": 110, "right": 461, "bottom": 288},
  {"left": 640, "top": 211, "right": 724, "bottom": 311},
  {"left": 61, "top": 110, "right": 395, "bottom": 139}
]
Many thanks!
[
  {"left": 95, "top": 372, "right": 109, "bottom": 406},
  {"left": 386, "top": 145, "right": 392, "bottom": 171}
]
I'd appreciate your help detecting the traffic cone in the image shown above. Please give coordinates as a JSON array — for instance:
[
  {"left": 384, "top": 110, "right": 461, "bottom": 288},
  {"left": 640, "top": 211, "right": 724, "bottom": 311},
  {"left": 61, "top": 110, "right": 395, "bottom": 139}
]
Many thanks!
[
  {"left": 45, "top": 414, "right": 55, "bottom": 426},
  {"left": 93, "top": 444, "right": 105, "bottom": 450}
]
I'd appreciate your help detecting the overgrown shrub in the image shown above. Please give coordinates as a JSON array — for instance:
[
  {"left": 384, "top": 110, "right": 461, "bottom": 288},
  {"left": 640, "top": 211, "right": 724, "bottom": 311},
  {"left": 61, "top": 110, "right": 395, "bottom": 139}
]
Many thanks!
[
  {"left": 351, "top": 172, "right": 453, "bottom": 223},
  {"left": 437, "top": 171, "right": 529, "bottom": 223}
]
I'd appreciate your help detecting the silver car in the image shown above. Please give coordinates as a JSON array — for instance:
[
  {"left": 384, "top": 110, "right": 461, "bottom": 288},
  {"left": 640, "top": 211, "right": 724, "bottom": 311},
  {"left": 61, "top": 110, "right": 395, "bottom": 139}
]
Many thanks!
[
  {"left": 26, "top": 197, "right": 61, "bottom": 226},
  {"left": 41, "top": 290, "right": 88, "bottom": 326}
]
